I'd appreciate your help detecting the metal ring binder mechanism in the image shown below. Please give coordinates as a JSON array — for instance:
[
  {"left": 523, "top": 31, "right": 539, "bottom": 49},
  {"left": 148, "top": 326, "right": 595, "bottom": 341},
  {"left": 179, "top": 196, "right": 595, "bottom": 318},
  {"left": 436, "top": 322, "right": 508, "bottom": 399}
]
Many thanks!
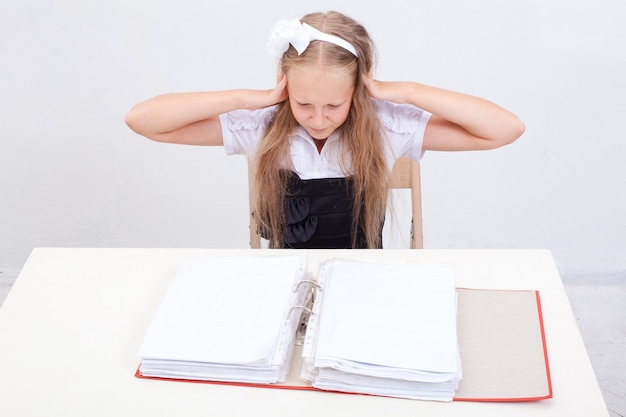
[
  {"left": 289, "top": 305, "right": 314, "bottom": 317},
  {"left": 293, "top": 279, "right": 323, "bottom": 292},
  {"left": 291, "top": 279, "right": 320, "bottom": 345}
]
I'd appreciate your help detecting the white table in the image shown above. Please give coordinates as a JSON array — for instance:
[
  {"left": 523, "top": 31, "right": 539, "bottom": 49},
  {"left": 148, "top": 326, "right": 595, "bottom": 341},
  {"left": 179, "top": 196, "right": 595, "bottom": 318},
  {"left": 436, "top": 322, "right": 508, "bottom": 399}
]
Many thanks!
[{"left": 0, "top": 248, "right": 609, "bottom": 416}]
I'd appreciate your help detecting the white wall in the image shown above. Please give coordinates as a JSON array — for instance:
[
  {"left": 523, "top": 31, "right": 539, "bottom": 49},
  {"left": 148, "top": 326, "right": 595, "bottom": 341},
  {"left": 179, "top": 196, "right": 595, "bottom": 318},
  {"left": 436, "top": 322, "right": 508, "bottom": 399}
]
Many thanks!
[{"left": 1, "top": 0, "right": 625, "bottom": 278}]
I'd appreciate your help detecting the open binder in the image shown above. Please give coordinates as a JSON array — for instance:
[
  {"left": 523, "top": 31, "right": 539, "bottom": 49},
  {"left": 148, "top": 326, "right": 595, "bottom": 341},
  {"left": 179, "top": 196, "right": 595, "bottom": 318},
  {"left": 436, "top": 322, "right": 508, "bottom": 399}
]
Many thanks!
[{"left": 136, "top": 255, "right": 552, "bottom": 402}]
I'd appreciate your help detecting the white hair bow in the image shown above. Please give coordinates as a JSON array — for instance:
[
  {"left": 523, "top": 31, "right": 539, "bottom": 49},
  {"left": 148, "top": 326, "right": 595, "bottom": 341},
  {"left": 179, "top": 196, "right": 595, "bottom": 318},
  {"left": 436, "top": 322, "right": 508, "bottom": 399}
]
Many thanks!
[{"left": 266, "top": 18, "right": 358, "bottom": 58}]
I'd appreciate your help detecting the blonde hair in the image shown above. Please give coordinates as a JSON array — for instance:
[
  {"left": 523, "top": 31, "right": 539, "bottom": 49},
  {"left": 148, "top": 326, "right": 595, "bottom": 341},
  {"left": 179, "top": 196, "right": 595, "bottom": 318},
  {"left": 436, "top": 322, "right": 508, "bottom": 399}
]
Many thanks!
[{"left": 253, "top": 11, "right": 388, "bottom": 248}]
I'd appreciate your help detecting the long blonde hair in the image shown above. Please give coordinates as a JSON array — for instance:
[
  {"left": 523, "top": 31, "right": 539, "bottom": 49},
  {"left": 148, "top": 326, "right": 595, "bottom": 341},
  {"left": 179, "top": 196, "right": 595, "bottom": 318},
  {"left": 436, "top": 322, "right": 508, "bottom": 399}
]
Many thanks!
[{"left": 253, "top": 11, "right": 388, "bottom": 248}]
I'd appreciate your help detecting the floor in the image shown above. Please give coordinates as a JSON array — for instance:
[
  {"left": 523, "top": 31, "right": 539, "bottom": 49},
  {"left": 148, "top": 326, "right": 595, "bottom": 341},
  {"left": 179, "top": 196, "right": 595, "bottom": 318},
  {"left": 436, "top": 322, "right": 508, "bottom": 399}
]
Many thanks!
[
  {"left": 563, "top": 273, "right": 626, "bottom": 417},
  {"left": 0, "top": 269, "right": 624, "bottom": 416}
]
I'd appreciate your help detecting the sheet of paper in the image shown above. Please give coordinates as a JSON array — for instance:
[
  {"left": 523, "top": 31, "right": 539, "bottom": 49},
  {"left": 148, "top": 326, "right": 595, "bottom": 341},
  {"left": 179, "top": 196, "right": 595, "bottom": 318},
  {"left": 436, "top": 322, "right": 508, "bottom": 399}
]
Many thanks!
[
  {"left": 314, "top": 260, "right": 458, "bottom": 374},
  {"left": 138, "top": 255, "right": 304, "bottom": 365}
]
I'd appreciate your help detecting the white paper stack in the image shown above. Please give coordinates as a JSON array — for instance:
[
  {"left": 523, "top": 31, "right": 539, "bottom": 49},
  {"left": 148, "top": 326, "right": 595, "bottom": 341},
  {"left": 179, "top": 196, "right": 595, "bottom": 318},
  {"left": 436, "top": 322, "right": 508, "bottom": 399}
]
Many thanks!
[
  {"left": 138, "top": 254, "right": 308, "bottom": 384},
  {"left": 301, "top": 259, "right": 461, "bottom": 401}
]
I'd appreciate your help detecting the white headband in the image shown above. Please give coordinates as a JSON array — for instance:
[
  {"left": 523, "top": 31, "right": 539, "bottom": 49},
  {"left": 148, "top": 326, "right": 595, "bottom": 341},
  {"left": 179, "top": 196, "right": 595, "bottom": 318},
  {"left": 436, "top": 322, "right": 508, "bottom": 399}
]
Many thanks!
[{"left": 266, "top": 18, "right": 358, "bottom": 58}]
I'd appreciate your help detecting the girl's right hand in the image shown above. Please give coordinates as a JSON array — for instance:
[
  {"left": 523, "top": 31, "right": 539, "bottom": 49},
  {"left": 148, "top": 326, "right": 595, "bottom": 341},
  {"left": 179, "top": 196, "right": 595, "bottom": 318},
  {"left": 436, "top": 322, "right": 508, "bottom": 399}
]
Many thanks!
[
  {"left": 268, "top": 73, "right": 288, "bottom": 106},
  {"left": 243, "top": 73, "right": 288, "bottom": 110}
]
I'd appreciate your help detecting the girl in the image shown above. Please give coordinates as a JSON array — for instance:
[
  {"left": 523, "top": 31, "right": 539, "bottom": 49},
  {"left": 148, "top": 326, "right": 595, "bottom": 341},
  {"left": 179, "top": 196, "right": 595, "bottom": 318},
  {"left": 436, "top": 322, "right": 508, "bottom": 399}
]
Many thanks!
[{"left": 125, "top": 11, "right": 525, "bottom": 249}]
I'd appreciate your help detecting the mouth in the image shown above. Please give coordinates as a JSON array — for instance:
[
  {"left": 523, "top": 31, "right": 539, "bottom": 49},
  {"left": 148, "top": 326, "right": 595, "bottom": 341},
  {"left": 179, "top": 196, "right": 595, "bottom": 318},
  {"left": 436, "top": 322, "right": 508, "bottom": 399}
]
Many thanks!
[{"left": 308, "top": 127, "right": 329, "bottom": 138}]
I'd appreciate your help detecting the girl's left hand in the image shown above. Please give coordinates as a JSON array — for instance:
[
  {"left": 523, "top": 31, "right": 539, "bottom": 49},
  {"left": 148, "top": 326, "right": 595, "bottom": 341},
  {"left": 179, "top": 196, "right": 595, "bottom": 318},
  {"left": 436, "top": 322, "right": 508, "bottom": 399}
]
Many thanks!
[
  {"left": 363, "top": 74, "right": 383, "bottom": 99},
  {"left": 363, "top": 74, "right": 406, "bottom": 104}
]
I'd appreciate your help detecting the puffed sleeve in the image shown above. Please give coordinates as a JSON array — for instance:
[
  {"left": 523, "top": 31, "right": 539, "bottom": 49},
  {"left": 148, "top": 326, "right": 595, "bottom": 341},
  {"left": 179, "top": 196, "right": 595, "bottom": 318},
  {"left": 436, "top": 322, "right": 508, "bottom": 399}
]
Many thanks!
[
  {"left": 373, "top": 99, "right": 431, "bottom": 162},
  {"left": 219, "top": 106, "right": 278, "bottom": 157}
]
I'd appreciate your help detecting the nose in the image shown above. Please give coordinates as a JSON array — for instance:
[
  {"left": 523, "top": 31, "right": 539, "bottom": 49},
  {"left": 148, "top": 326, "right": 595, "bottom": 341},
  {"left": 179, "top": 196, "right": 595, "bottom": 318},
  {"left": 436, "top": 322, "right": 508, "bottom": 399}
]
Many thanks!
[{"left": 310, "top": 109, "right": 325, "bottom": 127}]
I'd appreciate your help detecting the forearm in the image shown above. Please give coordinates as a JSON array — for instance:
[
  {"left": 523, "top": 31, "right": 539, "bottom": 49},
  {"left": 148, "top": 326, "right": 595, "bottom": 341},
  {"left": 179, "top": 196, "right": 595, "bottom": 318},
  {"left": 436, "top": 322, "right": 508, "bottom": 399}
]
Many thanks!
[
  {"left": 400, "top": 82, "right": 523, "bottom": 142},
  {"left": 125, "top": 89, "right": 272, "bottom": 137},
  {"left": 366, "top": 79, "right": 525, "bottom": 148}
]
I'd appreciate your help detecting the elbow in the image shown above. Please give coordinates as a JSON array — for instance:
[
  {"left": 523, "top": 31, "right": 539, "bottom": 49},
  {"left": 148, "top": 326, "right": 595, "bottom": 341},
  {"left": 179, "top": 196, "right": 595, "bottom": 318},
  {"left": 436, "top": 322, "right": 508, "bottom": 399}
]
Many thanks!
[
  {"left": 124, "top": 104, "right": 145, "bottom": 135},
  {"left": 124, "top": 104, "right": 164, "bottom": 143},
  {"left": 491, "top": 115, "right": 525, "bottom": 150},
  {"left": 505, "top": 116, "right": 526, "bottom": 146}
]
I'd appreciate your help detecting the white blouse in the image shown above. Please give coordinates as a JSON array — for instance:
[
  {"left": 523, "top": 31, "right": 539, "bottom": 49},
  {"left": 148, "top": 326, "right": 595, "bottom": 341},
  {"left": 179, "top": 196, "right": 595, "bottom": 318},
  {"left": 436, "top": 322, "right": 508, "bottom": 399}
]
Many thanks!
[{"left": 219, "top": 99, "right": 431, "bottom": 180}]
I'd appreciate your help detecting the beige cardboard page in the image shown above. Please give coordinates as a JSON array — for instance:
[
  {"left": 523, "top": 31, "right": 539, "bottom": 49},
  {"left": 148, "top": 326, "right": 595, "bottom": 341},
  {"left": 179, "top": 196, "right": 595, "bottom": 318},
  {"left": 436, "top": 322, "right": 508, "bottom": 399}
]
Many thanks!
[{"left": 454, "top": 289, "right": 551, "bottom": 401}]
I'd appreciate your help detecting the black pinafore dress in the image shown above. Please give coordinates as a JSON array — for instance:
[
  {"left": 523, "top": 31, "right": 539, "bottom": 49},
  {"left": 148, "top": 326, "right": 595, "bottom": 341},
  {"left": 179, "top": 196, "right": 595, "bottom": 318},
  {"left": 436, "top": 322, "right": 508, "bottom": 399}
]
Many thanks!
[{"left": 264, "top": 171, "right": 382, "bottom": 249}]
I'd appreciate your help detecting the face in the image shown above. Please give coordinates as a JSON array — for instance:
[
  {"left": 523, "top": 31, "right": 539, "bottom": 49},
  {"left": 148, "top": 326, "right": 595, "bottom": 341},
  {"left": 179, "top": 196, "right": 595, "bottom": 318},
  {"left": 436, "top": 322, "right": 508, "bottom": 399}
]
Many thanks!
[{"left": 286, "top": 65, "right": 355, "bottom": 140}]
